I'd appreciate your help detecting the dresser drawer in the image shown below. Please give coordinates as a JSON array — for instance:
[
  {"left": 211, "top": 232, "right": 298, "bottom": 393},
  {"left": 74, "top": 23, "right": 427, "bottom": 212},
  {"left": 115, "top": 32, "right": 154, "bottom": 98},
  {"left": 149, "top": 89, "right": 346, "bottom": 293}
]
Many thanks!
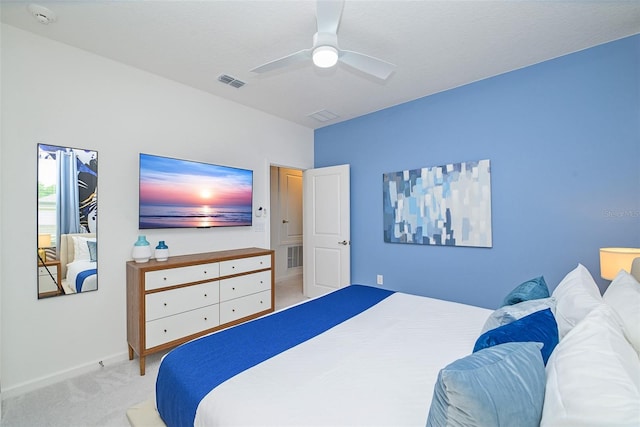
[
  {"left": 146, "top": 281, "right": 220, "bottom": 321},
  {"left": 220, "top": 290, "right": 272, "bottom": 325},
  {"left": 38, "top": 272, "right": 59, "bottom": 293},
  {"left": 145, "top": 262, "right": 219, "bottom": 290},
  {"left": 220, "top": 270, "right": 271, "bottom": 302},
  {"left": 145, "top": 304, "right": 220, "bottom": 349},
  {"left": 220, "top": 255, "right": 271, "bottom": 277},
  {"left": 38, "top": 266, "right": 57, "bottom": 277}
]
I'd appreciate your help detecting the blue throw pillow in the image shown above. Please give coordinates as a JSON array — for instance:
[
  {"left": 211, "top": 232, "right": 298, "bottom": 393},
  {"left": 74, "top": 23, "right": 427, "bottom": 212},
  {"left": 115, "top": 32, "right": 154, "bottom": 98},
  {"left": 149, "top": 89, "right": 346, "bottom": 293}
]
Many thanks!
[
  {"left": 87, "top": 240, "right": 97, "bottom": 262},
  {"left": 426, "top": 342, "right": 545, "bottom": 427},
  {"left": 473, "top": 308, "right": 558, "bottom": 365},
  {"left": 501, "top": 276, "right": 549, "bottom": 307},
  {"left": 481, "top": 297, "right": 556, "bottom": 334}
]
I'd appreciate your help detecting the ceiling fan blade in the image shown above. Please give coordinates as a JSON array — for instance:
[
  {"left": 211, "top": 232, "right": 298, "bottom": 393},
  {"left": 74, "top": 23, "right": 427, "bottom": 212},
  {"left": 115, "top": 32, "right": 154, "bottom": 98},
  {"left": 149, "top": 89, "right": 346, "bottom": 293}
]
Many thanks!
[
  {"left": 316, "top": 0, "right": 344, "bottom": 34},
  {"left": 250, "top": 49, "right": 312, "bottom": 74},
  {"left": 339, "top": 50, "right": 396, "bottom": 80}
]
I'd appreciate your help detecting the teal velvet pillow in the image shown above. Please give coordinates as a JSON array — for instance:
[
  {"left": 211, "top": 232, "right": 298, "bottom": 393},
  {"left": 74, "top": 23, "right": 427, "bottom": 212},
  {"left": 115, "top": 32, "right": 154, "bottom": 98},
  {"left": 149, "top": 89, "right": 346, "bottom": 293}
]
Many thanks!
[
  {"left": 473, "top": 308, "right": 558, "bottom": 365},
  {"left": 87, "top": 240, "right": 97, "bottom": 262},
  {"left": 501, "top": 276, "right": 549, "bottom": 307},
  {"left": 426, "top": 342, "right": 545, "bottom": 427}
]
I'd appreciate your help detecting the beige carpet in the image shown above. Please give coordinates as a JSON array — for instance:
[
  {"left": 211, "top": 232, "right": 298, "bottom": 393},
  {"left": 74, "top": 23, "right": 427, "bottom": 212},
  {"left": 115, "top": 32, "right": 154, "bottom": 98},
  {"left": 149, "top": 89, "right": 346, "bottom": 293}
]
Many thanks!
[
  {"left": 1, "top": 275, "right": 305, "bottom": 427},
  {"left": 0, "top": 351, "right": 167, "bottom": 427}
]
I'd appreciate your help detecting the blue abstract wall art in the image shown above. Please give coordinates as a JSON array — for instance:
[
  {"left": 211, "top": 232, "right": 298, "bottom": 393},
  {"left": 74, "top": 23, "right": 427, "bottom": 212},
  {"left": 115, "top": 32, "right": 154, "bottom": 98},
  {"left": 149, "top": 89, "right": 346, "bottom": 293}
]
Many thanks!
[{"left": 383, "top": 159, "right": 492, "bottom": 248}]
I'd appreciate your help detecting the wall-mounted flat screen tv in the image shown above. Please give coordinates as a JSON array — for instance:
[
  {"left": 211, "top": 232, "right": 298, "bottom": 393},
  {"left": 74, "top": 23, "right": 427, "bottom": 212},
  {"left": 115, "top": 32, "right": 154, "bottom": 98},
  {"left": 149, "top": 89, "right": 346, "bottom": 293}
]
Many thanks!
[{"left": 139, "top": 153, "right": 253, "bottom": 229}]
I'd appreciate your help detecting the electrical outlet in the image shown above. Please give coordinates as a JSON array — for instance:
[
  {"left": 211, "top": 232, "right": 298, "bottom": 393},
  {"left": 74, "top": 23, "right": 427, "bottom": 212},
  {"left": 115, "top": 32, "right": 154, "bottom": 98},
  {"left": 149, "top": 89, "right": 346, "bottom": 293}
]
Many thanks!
[{"left": 376, "top": 274, "right": 383, "bottom": 285}]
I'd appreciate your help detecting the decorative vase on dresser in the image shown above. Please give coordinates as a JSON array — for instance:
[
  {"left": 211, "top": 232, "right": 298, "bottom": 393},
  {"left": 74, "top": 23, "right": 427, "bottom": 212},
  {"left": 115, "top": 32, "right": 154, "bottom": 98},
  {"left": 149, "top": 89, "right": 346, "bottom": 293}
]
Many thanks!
[
  {"left": 132, "top": 235, "right": 152, "bottom": 263},
  {"left": 154, "top": 240, "right": 169, "bottom": 261},
  {"left": 126, "top": 247, "right": 275, "bottom": 375}
]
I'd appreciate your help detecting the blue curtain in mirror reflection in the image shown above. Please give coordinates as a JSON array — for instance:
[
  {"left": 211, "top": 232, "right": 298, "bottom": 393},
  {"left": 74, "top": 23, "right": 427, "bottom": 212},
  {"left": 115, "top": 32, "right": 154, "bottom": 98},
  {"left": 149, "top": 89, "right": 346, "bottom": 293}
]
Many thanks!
[{"left": 57, "top": 150, "right": 81, "bottom": 242}]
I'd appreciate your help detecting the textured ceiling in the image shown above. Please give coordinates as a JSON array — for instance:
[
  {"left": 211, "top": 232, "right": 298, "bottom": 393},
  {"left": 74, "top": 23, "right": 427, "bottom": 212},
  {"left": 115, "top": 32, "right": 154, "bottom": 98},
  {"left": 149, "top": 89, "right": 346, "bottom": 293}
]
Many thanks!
[{"left": 2, "top": 1, "right": 639, "bottom": 129}]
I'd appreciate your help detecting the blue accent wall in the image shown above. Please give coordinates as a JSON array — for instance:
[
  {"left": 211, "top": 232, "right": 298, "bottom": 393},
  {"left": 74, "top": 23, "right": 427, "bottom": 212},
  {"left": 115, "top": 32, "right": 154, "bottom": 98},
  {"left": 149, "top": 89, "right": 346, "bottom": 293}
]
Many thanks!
[{"left": 315, "top": 35, "right": 640, "bottom": 308}]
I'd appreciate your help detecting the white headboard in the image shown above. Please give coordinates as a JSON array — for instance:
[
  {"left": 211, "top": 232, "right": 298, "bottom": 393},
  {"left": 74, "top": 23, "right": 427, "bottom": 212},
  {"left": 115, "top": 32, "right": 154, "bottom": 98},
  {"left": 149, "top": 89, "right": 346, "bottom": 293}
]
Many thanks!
[{"left": 59, "top": 233, "right": 96, "bottom": 278}]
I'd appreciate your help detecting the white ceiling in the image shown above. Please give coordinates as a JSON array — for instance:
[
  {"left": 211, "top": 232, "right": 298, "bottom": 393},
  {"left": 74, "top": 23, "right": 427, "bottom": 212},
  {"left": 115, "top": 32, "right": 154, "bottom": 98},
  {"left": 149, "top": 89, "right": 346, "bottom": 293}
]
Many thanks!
[{"left": 2, "top": 1, "right": 639, "bottom": 129}]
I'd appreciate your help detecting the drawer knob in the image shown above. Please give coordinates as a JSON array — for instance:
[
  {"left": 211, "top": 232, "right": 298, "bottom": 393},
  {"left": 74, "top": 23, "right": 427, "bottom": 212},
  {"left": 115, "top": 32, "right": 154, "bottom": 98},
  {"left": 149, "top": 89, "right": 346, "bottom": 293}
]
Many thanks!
[
  {"left": 164, "top": 303, "right": 167, "bottom": 306},
  {"left": 232, "top": 309, "right": 235, "bottom": 312},
  {"left": 204, "top": 317, "right": 207, "bottom": 321},
  {"left": 163, "top": 277, "right": 167, "bottom": 281},
  {"left": 164, "top": 329, "right": 167, "bottom": 333},
  {"left": 204, "top": 271, "right": 207, "bottom": 274},
  {"left": 232, "top": 287, "right": 235, "bottom": 291}
]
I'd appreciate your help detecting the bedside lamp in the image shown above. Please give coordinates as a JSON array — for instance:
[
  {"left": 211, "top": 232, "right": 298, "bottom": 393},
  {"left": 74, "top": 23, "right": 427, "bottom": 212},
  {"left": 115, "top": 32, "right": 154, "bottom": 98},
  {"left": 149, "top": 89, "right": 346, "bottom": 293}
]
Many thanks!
[
  {"left": 599, "top": 247, "right": 640, "bottom": 280},
  {"left": 38, "top": 233, "right": 52, "bottom": 262}
]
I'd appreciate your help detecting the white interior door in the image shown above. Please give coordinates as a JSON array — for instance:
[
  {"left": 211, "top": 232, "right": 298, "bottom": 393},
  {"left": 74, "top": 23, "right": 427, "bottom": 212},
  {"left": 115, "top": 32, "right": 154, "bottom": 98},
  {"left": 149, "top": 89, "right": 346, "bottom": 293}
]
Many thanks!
[{"left": 303, "top": 164, "right": 350, "bottom": 298}]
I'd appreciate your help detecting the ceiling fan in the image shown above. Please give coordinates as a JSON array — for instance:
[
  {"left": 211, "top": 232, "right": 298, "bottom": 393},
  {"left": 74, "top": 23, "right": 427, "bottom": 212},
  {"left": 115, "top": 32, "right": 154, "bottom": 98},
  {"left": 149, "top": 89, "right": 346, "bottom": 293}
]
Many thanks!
[{"left": 250, "top": 0, "right": 396, "bottom": 80}]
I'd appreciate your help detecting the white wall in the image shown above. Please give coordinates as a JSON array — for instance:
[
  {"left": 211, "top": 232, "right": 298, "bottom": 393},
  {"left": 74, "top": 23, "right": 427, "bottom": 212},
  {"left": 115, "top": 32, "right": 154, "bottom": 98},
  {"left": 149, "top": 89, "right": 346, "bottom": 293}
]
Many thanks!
[
  {"left": 0, "top": 17, "right": 4, "bottom": 416},
  {"left": 0, "top": 24, "right": 313, "bottom": 395}
]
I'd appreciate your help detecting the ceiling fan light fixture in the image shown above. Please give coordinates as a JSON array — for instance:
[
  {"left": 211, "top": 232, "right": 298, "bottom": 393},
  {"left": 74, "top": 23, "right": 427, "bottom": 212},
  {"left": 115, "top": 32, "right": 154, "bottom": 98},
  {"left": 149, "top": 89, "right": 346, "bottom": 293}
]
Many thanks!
[{"left": 312, "top": 46, "right": 339, "bottom": 68}]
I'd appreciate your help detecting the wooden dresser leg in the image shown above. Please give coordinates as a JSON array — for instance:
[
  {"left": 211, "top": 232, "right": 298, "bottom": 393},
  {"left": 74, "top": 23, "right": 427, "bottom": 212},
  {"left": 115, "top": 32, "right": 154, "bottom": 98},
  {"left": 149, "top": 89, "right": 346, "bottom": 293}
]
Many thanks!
[
  {"left": 128, "top": 345, "right": 134, "bottom": 361},
  {"left": 140, "top": 356, "right": 146, "bottom": 376}
]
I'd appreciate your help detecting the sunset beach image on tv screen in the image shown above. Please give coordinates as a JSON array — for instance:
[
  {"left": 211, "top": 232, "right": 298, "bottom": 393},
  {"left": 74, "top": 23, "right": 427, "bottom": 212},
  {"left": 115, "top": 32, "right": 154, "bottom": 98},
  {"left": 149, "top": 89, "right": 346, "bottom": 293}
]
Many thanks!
[{"left": 139, "top": 154, "right": 253, "bottom": 229}]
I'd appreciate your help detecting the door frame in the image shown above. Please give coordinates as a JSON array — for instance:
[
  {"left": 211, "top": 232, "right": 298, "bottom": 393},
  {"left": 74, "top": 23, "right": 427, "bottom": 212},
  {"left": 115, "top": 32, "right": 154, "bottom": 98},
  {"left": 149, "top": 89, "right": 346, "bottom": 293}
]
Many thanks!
[
  {"left": 267, "top": 161, "right": 351, "bottom": 298},
  {"left": 269, "top": 164, "right": 305, "bottom": 282}
]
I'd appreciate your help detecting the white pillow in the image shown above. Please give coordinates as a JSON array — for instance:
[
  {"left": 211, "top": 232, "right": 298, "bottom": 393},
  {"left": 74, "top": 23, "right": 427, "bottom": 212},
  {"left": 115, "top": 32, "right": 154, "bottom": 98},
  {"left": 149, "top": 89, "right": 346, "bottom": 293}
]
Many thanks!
[
  {"left": 603, "top": 270, "right": 640, "bottom": 355},
  {"left": 72, "top": 236, "right": 96, "bottom": 261},
  {"left": 551, "top": 264, "right": 602, "bottom": 339},
  {"left": 541, "top": 304, "right": 640, "bottom": 426},
  {"left": 481, "top": 297, "right": 556, "bottom": 334}
]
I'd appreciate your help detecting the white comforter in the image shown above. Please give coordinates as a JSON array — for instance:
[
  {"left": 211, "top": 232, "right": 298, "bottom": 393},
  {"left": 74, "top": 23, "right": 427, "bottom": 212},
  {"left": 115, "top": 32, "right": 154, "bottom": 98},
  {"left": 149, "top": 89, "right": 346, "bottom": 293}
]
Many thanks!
[
  {"left": 195, "top": 292, "right": 491, "bottom": 426},
  {"left": 63, "top": 260, "right": 97, "bottom": 293}
]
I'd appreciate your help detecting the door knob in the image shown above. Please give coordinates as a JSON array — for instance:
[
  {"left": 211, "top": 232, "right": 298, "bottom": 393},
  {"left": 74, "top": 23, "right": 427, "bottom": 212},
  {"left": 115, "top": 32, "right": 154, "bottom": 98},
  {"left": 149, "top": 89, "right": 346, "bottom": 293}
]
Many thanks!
[{"left": 338, "top": 240, "right": 350, "bottom": 245}]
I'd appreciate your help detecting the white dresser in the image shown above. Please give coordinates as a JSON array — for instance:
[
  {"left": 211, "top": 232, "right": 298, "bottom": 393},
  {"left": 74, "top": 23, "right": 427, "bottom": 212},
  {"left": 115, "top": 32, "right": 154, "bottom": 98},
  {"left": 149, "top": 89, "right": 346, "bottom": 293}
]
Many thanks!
[{"left": 126, "top": 247, "right": 274, "bottom": 375}]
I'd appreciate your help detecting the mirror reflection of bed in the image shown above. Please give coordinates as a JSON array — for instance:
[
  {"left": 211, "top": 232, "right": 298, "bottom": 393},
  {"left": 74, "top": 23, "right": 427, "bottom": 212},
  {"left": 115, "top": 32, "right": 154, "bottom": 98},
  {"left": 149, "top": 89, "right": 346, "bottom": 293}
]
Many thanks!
[{"left": 58, "top": 233, "right": 97, "bottom": 294}]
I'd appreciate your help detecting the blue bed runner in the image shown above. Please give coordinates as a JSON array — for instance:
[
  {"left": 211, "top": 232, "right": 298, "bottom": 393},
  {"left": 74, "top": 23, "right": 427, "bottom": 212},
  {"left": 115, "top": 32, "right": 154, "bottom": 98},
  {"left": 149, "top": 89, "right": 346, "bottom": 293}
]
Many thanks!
[
  {"left": 156, "top": 284, "right": 394, "bottom": 427},
  {"left": 76, "top": 269, "right": 96, "bottom": 293}
]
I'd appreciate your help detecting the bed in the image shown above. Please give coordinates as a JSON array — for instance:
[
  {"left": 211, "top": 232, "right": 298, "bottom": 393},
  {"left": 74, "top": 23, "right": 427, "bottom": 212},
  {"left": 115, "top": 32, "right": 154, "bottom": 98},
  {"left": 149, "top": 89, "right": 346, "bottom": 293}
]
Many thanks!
[
  {"left": 58, "top": 233, "right": 97, "bottom": 294},
  {"left": 153, "top": 264, "right": 640, "bottom": 427}
]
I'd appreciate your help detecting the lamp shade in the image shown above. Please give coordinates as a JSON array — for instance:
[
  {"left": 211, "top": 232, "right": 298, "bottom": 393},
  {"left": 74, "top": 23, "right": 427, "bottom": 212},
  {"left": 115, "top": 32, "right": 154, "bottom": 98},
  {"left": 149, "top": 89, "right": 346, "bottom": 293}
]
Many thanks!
[
  {"left": 599, "top": 247, "right": 640, "bottom": 280},
  {"left": 38, "top": 233, "right": 51, "bottom": 248}
]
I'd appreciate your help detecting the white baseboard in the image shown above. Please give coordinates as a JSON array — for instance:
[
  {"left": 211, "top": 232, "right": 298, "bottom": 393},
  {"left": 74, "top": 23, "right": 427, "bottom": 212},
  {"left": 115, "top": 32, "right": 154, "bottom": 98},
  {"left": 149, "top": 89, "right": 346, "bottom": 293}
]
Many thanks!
[{"left": 1, "top": 351, "right": 129, "bottom": 399}]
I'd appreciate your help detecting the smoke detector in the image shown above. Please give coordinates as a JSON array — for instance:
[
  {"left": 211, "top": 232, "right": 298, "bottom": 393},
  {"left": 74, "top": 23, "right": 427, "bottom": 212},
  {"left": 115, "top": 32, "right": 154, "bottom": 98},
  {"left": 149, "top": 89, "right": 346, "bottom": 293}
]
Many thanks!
[{"left": 28, "top": 4, "right": 57, "bottom": 25}]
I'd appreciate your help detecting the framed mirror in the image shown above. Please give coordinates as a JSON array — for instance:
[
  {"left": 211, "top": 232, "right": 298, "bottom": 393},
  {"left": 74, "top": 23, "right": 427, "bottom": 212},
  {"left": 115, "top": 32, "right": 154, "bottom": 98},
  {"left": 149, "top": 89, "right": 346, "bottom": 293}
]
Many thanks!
[{"left": 37, "top": 144, "right": 98, "bottom": 299}]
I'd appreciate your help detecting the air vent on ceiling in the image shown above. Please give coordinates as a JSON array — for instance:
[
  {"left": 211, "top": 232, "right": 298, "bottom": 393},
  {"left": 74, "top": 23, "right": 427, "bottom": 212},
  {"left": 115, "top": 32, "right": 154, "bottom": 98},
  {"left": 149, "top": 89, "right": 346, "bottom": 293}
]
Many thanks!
[
  {"left": 217, "top": 74, "right": 246, "bottom": 89},
  {"left": 308, "top": 109, "right": 339, "bottom": 123}
]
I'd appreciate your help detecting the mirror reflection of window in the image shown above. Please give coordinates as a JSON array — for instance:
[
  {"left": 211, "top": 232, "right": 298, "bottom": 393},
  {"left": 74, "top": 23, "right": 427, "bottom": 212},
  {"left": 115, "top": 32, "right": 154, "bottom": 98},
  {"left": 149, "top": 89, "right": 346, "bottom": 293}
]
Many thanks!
[
  {"left": 37, "top": 144, "right": 98, "bottom": 299},
  {"left": 38, "top": 152, "right": 58, "bottom": 250}
]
